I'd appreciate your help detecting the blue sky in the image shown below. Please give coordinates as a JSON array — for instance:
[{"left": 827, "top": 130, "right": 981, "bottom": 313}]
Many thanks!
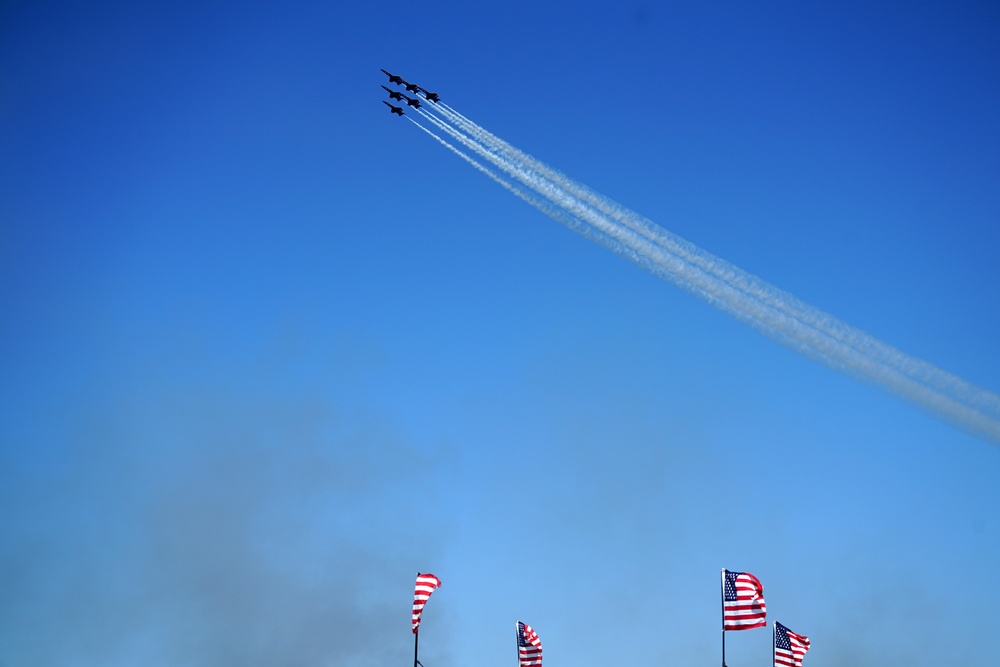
[{"left": 1, "top": 1, "right": 998, "bottom": 665}]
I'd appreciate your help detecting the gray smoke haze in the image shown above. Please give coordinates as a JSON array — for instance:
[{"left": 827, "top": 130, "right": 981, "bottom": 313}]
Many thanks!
[{"left": 0, "top": 335, "right": 445, "bottom": 667}]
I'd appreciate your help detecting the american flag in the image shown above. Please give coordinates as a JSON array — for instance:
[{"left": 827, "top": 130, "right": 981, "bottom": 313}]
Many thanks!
[
  {"left": 722, "top": 569, "right": 767, "bottom": 630},
  {"left": 774, "top": 622, "right": 810, "bottom": 667},
  {"left": 412, "top": 573, "right": 441, "bottom": 634},
  {"left": 516, "top": 621, "right": 543, "bottom": 667}
]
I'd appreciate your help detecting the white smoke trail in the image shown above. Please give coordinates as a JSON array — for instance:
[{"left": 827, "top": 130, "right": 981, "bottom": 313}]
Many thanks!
[
  {"left": 435, "top": 103, "right": 1000, "bottom": 417},
  {"left": 414, "top": 109, "right": 641, "bottom": 260},
  {"left": 412, "top": 100, "right": 1000, "bottom": 445},
  {"left": 407, "top": 117, "right": 514, "bottom": 193},
  {"left": 423, "top": 105, "right": 868, "bottom": 343}
]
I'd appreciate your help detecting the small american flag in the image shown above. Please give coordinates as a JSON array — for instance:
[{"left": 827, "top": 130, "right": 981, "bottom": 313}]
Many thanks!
[
  {"left": 774, "top": 622, "right": 810, "bottom": 667},
  {"left": 412, "top": 573, "right": 441, "bottom": 634},
  {"left": 722, "top": 569, "right": 767, "bottom": 630},
  {"left": 516, "top": 621, "right": 543, "bottom": 667}
]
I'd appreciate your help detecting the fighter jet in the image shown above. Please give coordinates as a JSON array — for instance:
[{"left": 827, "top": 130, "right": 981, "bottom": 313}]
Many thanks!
[
  {"left": 401, "top": 80, "right": 421, "bottom": 94},
  {"left": 402, "top": 93, "right": 422, "bottom": 109},
  {"left": 381, "top": 69, "right": 404, "bottom": 86},
  {"left": 383, "top": 101, "right": 405, "bottom": 116},
  {"left": 382, "top": 85, "right": 404, "bottom": 101},
  {"left": 419, "top": 88, "right": 441, "bottom": 103}
]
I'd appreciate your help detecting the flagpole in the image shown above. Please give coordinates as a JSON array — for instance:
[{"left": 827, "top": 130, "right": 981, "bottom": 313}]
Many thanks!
[
  {"left": 414, "top": 571, "right": 420, "bottom": 667},
  {"left": 771, "top": 622, "right": 775, "bottom": 667},
  {"left": 721, "top": 569, "right": 726, "bottom": 667},
  {"left": 514, "top": 621, "right": 519, "bottom": 667}
]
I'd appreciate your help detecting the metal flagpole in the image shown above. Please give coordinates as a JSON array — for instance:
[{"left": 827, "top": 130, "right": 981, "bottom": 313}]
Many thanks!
[
  {"left": 515, "top": 621, "right": 519, "bottom": 667},
  {"left": 414, "top": 571, "right": 421, "bottom": 667},
  {"left": 721, "top": 569, "right": 726, "bottom": 667},
  {"left": 771, "top": 621, "right": 776, "bottom": 667}
]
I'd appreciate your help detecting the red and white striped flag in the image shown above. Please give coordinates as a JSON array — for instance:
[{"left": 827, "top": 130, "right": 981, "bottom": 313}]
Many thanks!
[
  {"left": 774, "top": 622, "right": 810, "bottom": 667},
  {"left": 722, "top": 569, "right": 767, "bottom": 630},
  {"left": 516, "top": 621, "right": 542, "bottom": 667},
  {"left": 412, "top": 573, "right": 441, "bottom": 634}
]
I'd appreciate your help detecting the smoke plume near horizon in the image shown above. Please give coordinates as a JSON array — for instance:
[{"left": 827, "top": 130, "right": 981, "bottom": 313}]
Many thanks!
[
  {"left": 410, "top": 102, "right": 1000, "bottom": 446},
  {"left": 0, "top": 342, "right": 446, "bottom": 667}
]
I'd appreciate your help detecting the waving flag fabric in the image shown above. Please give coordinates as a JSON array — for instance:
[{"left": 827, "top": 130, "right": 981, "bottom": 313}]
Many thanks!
[
  {"left": 774, "top": 622, "right": 810, "bottom": 667},
  {"left": 516, "top": 621, "right": 543, "bottom": 667},
  {"left": 412, "top": 573, "right": 441, "bottom": 633},
  {"left": 722, "top": 569, "right": 767, "bottom": 630}
]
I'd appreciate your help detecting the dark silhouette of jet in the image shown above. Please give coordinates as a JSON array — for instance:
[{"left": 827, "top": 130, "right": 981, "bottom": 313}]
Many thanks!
[
  {"left": 420, "top": 89, "right": 440, "bottom": 103},
  {"left": 382, "top": 85, "right": 404, "bottom": 101},
  {"left": 401, "top": 80, "right": 421, "bottom": 94},
  {"left": 381, "top": 69, "right": 404, "bottom": 85},
  {"left": 402, "top": 93, "right": 421, "bottom": 109},
  {"left": 383, "top": 101, "right": 404, "bottom": 116}
]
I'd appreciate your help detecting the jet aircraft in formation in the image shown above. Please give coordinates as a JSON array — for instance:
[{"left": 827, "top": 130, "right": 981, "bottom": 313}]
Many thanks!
[
  {"left": 380, "top": 69, "right": 404, "bottom": 85},
  {"left": 380, "top": 68, "right": 441, "bottom": 117},
  {"left": 382, "top": 85, "right": 404, "bottom": 101}
]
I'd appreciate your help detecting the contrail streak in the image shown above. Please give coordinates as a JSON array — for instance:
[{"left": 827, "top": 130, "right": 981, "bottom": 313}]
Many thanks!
[
  {"left": 433, "top": 103, "right": 1000, "bottom": 424},
  {"left": 415, "top": 108, "right": 638, "bottom": 257},
  {"left": 410, "top": 99, "right": 1000, "bottom": 445},
  {"left": 436, "top": 103, "right": 1000, "bottom": 416},
  {"left": 407, "top": 116, "right": 512, "bottom": 192},
  {"left": 410, "top": 113, "right": 622, "bottom": 247}
]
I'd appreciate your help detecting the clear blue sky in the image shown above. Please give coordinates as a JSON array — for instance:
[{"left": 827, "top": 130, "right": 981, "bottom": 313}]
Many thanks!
[{"left": 2, "top": 1, "right": 998, "bottom": 665}]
